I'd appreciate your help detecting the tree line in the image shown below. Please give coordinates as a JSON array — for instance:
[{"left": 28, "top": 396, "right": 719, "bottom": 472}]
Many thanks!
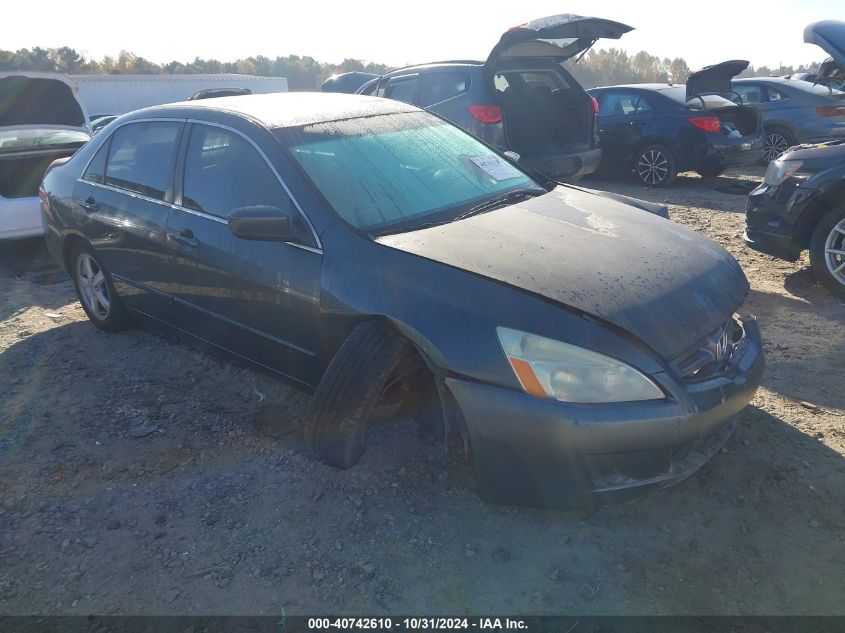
[{"left": 0, "top": 46, "right": 822, "bottom": 91}]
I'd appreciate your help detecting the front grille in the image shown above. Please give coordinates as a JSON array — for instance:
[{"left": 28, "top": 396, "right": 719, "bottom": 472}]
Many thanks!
[{"left": 677, "top": 316, "right": 744, "bottom": 381}]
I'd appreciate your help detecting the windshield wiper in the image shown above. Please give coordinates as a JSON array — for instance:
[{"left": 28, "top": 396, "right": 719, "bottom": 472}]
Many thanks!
[{"left": 452, "top": 188, "right": 544, "bottom": 222}]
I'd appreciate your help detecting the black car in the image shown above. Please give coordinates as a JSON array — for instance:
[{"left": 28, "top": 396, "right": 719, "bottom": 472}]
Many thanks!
[
  {"left": 355, "top": 13, "right": 634, "bottom": 182},
  {"left": 746, "top": 138, "right": 845, "bottom": 298},
  {"left": 744, "top": 20, "right": 845, "bottom": 299},
  {"left": 41, "top": 93, "right": 763, "bottom": 508},
  {"left": 589, "top": 61, "right": 764, "bottom": 186}
]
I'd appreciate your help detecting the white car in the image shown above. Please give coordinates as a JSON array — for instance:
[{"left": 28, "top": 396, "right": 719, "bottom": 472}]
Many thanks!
[{"left": 1, "top": 72, "right": 91, "bottom": 240}]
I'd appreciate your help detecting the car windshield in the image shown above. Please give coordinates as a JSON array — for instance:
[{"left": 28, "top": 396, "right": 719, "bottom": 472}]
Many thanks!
[
  {"left": 659, "top": 86, "right": 738, "bottom": 109},
  {"left": 278, "top": 112, "right": 546, "bottom": 234},
  {"left": 0, "top": 128, "right": 90, "bottom": 153}
]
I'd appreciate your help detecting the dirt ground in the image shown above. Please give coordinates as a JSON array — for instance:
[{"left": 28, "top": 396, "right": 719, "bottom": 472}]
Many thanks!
[{"left": 1, "top": 166, "right": 843, "bottom": 616}]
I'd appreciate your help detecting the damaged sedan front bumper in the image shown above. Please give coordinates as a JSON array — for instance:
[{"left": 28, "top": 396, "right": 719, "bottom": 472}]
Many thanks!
[{"left": 445, "top": 317, "right": 764, "bottom": 509}]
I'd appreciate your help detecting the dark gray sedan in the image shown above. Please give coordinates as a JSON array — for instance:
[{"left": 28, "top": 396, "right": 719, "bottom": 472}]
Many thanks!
[
  {"left": 732, "top": 77, "right": 845, "bottom": 160},
  {"left": 40, "top": 93, "right": 764, "bottom": 508}
]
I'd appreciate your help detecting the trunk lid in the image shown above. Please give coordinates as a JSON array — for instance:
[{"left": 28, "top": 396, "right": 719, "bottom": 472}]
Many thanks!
[
  {"left": 485, "top": 14, "right": 633, "bottom": 73},
  {"left": 686, "top": 60, "right": 749, "bottom": 101},
  {"left": 0, "top": 72, "right": 89, "bottom": 131},
  {"left": 804, "top": 20, "right": 845, "bottom": 67},
  {"left": 376, "top": 187, "right": 748, "bottom": 360}
]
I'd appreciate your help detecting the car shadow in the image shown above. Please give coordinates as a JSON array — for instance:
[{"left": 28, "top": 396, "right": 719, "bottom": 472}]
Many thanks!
[{"left": 0, "top": 237, "right": 67, "bottom": 286}]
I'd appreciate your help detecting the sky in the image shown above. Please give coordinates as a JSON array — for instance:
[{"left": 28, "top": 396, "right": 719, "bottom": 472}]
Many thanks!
[{"left": 6, "top": 0, "right": 842, "bottom": 70}]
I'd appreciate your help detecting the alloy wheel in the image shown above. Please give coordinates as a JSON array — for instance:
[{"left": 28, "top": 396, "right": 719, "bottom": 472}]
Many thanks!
[
  {"left": 76, "top": 253, "right": 110, "bottom": 320},
  {"left": 637, "top": 149, "right": 669, "bottom": 186},
  {"left": 824, "top": 218, "right": 845, "bottom": 287},
  {"left": 762, "top": 132, "right": 789, "bottom": 161}
]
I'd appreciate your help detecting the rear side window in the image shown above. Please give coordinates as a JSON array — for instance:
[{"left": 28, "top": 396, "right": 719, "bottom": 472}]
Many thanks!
[
  {"left": 599, "top": 92, "right": 644, "bottom": 116},
  {"left": 104, "top": 121, "right": 181, "bottom": 200},
  {"left": 82, "top": 141, "right": 110, "bottom": 184},
  {"left": 421, "top": 72, "right": 470, "bottom": 106},
  {"left": 386, "top": 76, "right": 421, "bottom": 104},
  {"left": 182, "top": 124, "right": 291, "bottom": 219}
]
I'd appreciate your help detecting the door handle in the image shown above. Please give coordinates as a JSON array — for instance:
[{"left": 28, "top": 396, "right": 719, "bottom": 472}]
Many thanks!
[
  {"left": 171, "top": 228, "right": 199, "bottom": 248},
  {"left": 79, "top": 196, "right": 99, "bottom": 213}
]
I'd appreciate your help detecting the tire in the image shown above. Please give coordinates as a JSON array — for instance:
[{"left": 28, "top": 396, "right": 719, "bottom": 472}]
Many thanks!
[
  {"left": 762, "top": 126, "right": 795, "bottom": 162},
  {"left": 809, "top": 206, "right": 845, "bottom": 299},
  {"left": 696, "top": 166, "right": 725, "bottom": 178},
  {"left": 305, "top": 321, "right": 411, "bottom": 469},
  {"left": 634, "top": 144, "right": 677, "bottom": 187},
  {"left": 70, "top": 241, "right": 133, "bottom": 331}
]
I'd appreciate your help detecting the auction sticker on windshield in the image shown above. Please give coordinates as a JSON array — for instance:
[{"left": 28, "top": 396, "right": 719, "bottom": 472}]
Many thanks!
[{"left": 470, "top": 155, "right": 523, "bottom": 181}]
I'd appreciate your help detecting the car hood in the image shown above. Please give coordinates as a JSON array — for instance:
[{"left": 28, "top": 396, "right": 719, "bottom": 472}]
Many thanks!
[
  {"left": 686, "top": 60, "right": 749, "bottom": 101},
  {"left": 0, "top": 72, "right": 89, "bottom": 131},
  {"left": 485, "top": 14, "right": 632, "bottom": 73},
  {"left": 376, "top": 187, "right": 748, "bottom": 360},
  {"left": 804, "top": 20, "right": 845, "bottom": 67}
]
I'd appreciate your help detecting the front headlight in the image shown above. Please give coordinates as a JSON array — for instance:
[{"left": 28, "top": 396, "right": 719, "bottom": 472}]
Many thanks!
[
  {"left": 763, "top": 159, "right": 803, "bottom": 187},
  {"left": 496, "top": 327, "right": 664, "bottom": 404}
]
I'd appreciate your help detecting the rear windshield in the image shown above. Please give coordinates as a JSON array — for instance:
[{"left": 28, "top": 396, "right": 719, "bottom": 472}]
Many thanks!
[
  {"left": 278, "top": 112, "right": 544, "bottom": 235},
  {"left": 660, "top": 86, "right": 737, "bottom": 109},
  {"left": 790, "top": 80, "right": 845, "bottom": 98},
  {"left": 0, "top": 128, "right": 90, "bottom": 153}
]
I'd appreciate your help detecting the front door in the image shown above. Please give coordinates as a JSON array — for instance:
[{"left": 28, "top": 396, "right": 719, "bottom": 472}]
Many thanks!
[{"left": 165, "top": 122, "right": 324, "bottom": 388}]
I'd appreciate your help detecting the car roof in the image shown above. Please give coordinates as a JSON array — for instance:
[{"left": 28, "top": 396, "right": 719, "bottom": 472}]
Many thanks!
[
  {"left": 124, "top": 92, "right": 419, "bottom": 129},
  {"left": 589, "top": 83, "right": 680, "bottom": 91},
  {"left": 383, "top": 61, "right": 484, "bottom": 76},
  {"left": 732, "top": 76, "right": 794, "bottom": 83}
]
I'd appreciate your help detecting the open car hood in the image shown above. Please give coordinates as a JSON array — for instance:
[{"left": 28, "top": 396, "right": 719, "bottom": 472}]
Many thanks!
[
  {"left": 485, "top": 14, "right": 633, "bottom": 73},
  {"left": 804, "top": 20, "right": 845, "bottom": 67},
  {"left": 0, "top": 72, "right": 89, "bottom": 131},
  {"left": 686, "top": 60, "right": 749, "bottom": 101},
  {"left": 377, "top": 187, "right": 748, "bottom": 360}
]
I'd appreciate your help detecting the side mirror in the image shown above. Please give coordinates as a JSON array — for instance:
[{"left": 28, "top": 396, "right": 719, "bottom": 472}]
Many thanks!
[
  {"left": 503, "top": 150, "right": 521, "bottom": 163},
  {"left": 228, "top": 205, "right": 293, "bottom": 242}
]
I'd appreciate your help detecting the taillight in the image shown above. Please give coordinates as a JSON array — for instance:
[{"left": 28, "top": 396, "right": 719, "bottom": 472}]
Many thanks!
[
  {"left": 467, "top": 105, "right": 503, "bottom": 124},
  {"left": 817, "top": 105, "right": 845, "bottom": 117},
  {"left": 591, "top": 97, "right": 599, "bottom": 114},
  {"left": 689, "top": 116, "right": 721, "bottom": 132}
]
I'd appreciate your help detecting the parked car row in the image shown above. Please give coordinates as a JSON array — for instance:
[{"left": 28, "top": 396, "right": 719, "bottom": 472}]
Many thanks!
[{"left": 322, "top": 17, "right": 845, "bottom": 188}]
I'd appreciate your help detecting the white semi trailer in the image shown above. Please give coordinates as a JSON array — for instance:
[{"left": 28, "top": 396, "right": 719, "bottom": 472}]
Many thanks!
[{"left": 71, "top": 73, "right": 288, "bottom": 118}]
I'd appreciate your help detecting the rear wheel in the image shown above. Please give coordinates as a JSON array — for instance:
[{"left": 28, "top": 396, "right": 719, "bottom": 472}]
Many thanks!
[
  {"left": 762, "top": 126, "right": 794, "bottom": 162},
  {"left": 305, "top": 321, "right": 412, "bottom": 469},
  {"left": 809, "top": 206, "right": 845, "bottom": 299},
  {"left": 634, "top": 145, "right": 676, "bottom": 187},
  {"left": 70, "top": 242, "right": 132, "bottom": 331}
]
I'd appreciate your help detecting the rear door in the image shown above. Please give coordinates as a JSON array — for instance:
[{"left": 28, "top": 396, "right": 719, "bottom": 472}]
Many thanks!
[
  {"left": 420, "top": 70, "right": 472, "bottom": 123},
  {"left": 595, "top": 90, "right": 654, "bottom": 170},
  {"left": 166, "top": 121, "right": 324, "bottom": 387},
  {"left": 382, "top": 74, "right": 422, "bottom": 105},
  {"left": 804, "top": 21, "right": 845, "bottom": 67},
  {"left": 484, "top": 14, "right": 632, "bottom": 76},
  {"left": 73, "top": 119, "right": 184, "bottom": 317}
]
